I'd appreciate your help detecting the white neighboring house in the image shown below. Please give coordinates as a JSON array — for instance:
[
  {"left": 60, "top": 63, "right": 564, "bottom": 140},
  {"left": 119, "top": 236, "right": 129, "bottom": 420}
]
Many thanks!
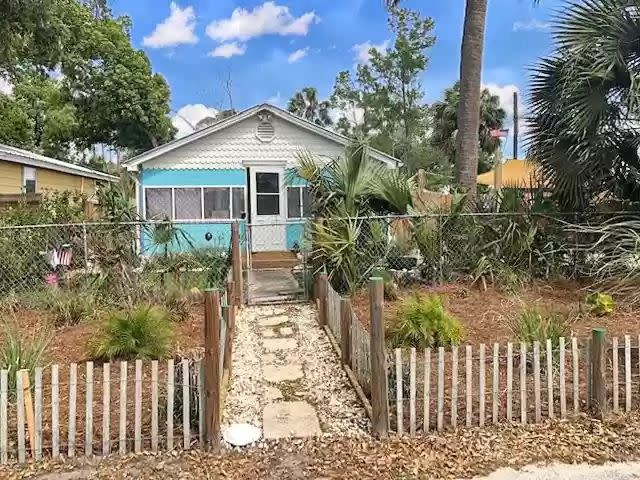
[{"left": 124, "top": 103, "right": 400, "bottom": 253}]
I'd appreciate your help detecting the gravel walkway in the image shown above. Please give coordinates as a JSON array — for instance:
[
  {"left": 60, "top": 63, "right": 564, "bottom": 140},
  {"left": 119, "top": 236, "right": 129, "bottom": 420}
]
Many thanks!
[{"left": 223, "top": 303, "right": 369, "bottom": 440}]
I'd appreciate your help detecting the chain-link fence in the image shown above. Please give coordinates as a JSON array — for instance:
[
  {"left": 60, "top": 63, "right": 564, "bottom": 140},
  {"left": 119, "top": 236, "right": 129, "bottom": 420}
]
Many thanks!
[
  {"left": 0, "top": 220, "right": 240, "bottom": 298},
  {"left": 304, "top": 211, "right": 638, "bottom": 295}
]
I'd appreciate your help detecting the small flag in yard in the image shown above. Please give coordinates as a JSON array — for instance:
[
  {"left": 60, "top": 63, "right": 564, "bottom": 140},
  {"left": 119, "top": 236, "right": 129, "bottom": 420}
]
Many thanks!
[{"left": 490, "top": 128, "right": 509, "bottom": 138}]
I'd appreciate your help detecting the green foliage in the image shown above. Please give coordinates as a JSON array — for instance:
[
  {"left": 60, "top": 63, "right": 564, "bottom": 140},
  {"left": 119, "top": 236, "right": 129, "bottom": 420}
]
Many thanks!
[
  {"left": 429, "top": 81, "right": 506, "bottom": 173},
  {"left": 0, "top": 323, "right": 49, "bottom": 392},
  {"left": 49, "top": 290, "right": 95, "bottom": 327},
  {"left": 287, "top": 87, "right": 332, "bottom": 127},
  {"left": 511, "top": 308, "right": 570, "bottom": 348},
  {"left": 90, "top": 305, "right": 174, "bottom": 360},
  {"left": 528, "top": 0, "right": 640, "bottom": 210},
  {"left": 585, "top": 293, "right": 614, "bottom": 317},
  {"left": 330, "top": 7, "right": 435, "bottom": 162},
  {"left": 389, "top": 294, "right": 462, "bottom": 348},
  {"left": 0, "top": 0, "right": 175, "bottom": 157}
]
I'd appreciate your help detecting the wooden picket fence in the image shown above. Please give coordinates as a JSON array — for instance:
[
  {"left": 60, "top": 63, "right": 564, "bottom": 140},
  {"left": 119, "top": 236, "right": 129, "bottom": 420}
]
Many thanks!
[
  {"left": 0, "top": 286, "right": 237, "bottom": 465},
  {"left": 318, "top": 275, "right": 640, "bottom": 437}
]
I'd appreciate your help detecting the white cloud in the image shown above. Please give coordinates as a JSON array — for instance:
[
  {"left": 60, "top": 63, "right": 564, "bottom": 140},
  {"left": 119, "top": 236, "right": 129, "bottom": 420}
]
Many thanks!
[
  {"left": 512, "top": 19, "right": 551, "bottom": 32},
  {"left": 352, "top": 40, "right": 390, "bottom": 64},
  {"left": 209, "top": 42, "right": 246, "bottom": 58},
  {"left": 0, "top": 76, "right": 13, "bottom": 96},
  {"left": 143, "top": 2, "right": 198, "bottom": 48},
  {"left": 287, "top": 47, "right": 309, "bottom": 63},
  {"left": 206, "top": 2, "right": 319, "bottom": 42},
  {"left": 171, "top": 104, "right": 220, "bottom": 138}
]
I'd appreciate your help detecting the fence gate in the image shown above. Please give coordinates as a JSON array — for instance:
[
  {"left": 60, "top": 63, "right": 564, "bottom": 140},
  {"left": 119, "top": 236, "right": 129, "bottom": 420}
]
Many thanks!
[{"left": 245, "top": 220, "right": 311, "bottom": 305}]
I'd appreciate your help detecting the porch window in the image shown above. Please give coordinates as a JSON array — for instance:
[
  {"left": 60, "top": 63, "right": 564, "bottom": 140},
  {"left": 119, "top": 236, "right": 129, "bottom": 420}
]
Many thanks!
[
  {"left": 145, "top": 186, "right": 245, "bottom": 220},
  {"left": 145, "top": 188, "right": 172, "bottom": 219},
  {"left": 287, "top": 186, "right": 311, "bottom": 218},
  {"left": 174, "top": 188, "right": 202, "bottom": 220},
  {"left": 204, "top": 188, "right": 230, "bottom": 219}
]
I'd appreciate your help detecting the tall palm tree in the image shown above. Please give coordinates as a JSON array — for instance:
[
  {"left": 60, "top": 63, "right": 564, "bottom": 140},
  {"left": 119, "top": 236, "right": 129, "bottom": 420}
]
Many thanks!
[
  {"left": 287, "top": 87, "right": 333, "bottom": 127},
  {"left": 430, "top": 81, "right": 506, "bottom": 172},
  {"left": 387, "top": 0, "right": 538, "bottom": 197}
]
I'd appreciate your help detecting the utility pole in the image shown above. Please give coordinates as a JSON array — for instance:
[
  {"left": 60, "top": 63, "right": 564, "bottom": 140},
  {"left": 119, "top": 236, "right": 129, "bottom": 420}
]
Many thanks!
[{"left": 513, "top": 91, "right": 519, "bottom": 160}]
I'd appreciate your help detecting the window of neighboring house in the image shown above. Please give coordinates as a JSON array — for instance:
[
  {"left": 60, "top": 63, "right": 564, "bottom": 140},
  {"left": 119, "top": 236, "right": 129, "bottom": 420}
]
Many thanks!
[
  {"left": 232, "top": 187, "right": 245, "bottom": 219},
  {"left": 145, "top": 188, "right": 172, "bottom": 219},
  {"left": 23, "top": 166, "right": 36, "bottom": 194},
  {"left": 287, "top": 186, "right": 312, "bottom": 218},
  {"left": 174, "top": 188, "right": 202, "bottom": 220}
]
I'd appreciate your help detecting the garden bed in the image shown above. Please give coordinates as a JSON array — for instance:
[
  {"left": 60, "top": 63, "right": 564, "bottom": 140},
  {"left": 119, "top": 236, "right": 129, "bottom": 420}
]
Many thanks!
[
  {"left": 3, "top": 304, "right": 205, "bottom": 365},
  {"left": 350, "top": 280, "right": 640, "bottom": 343}
]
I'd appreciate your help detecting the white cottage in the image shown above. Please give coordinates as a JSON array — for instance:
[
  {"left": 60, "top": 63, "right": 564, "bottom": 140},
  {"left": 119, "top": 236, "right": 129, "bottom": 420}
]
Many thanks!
[{"left": 125, "top": 103, "right": 400, "bottom": 253}]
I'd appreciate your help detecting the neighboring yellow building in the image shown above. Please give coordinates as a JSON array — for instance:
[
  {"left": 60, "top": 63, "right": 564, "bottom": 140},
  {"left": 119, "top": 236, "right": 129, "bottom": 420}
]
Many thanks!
[
  {"left": 477, "top": 159, "right": 540, "bottom": 189},
  {"left": 0, "top": 143, "right": 117, "bottom": 202}
]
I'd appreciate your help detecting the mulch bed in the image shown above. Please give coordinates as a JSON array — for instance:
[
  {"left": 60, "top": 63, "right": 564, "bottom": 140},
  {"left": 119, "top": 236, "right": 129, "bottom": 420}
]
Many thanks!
[
  {"left": 3, "top": 414, "right": 640, "bottom": 479},
  {"left": 4, "top": 305, "right": 206, "bottom": 365},
  {"left": 351, "top": 280, "right": 640, "bottom": 344}
]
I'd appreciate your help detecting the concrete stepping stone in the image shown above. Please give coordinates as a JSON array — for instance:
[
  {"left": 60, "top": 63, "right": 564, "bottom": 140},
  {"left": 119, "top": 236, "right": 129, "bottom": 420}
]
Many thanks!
[
  {"left": 263, "top": 338, "right": 297, "bottom": 352},
  {"left": 265, "top": 386, "right": 283, "bottom": 401},
  {"left": 262, "top": 329, "right": 277, "bottom": 338},
  {"left": 258, "top": 315, "right": 289, "bottom": 327},
  {"left": 263, "top": 364, "right": 303, "bottom": 383},
  {"left": 262, "top": 401, "right": 321, "bottom": 439}
]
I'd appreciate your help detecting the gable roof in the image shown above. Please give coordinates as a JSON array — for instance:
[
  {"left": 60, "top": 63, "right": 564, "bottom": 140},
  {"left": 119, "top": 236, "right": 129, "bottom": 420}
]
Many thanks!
[
  {"left": 124, "top": 103, "right": 401, "bottom": 170},
  {"left": 0, "top": 143, "right": 118, "bottom": 182}
]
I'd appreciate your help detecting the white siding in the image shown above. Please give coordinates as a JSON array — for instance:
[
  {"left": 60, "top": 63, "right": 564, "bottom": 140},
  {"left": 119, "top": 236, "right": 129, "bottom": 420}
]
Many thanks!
[{"left": 145, "top": 114, "right": 346, "bottom": 170}]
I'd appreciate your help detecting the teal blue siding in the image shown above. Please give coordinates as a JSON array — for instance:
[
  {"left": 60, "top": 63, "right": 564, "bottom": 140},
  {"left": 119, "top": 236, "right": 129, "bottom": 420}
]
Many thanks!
[
  {"left": 142, "top": 222, "right": 246, "bottom": 254},
  {"left": 286, "top": 223, "right": 306, "bottom": 250},
  {"left": 141, "top": 168, "right": 246, "bottom": 186}
]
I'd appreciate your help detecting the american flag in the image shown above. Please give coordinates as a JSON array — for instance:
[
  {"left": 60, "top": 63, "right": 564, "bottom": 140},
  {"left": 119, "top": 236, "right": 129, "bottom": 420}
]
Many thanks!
[{"left": 490, "top": 128, "right": 509, "bottom": 138}]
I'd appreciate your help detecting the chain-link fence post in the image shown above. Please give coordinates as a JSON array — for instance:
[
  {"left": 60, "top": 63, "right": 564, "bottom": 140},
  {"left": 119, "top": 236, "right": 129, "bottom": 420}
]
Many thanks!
[{"left": 82, "top": 223, "right": 89, "bottom": 271}]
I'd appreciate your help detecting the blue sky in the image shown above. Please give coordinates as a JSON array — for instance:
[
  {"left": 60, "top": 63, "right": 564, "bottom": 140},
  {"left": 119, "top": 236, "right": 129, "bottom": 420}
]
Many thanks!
[{"left": 110, "top": 0, "right": 563, "bottom": 154}]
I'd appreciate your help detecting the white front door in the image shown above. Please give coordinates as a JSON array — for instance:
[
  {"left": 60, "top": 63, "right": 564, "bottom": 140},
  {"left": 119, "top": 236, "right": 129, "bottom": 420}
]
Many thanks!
[{"left": 250, "top": 168, "right": 286, "bottom": 252}]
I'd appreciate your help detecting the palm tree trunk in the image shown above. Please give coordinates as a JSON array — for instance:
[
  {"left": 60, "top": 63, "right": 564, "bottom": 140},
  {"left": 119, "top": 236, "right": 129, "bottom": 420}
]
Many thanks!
[{"left": 455, "top": 0, "right": 488, "bottom": 198}]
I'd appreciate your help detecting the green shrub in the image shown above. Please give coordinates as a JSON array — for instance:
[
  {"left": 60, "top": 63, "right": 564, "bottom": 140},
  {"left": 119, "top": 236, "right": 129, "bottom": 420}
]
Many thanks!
[
  {"left": 158, "top": 286, "right": 192, "bottom": 323},
  {"left": 511, "top": 307, "right": 570, "bottom": 347},
  {"left": 389, "top": 294, "right": 462, "bottom": 348},
  {"left": 585, "top": 292, "right": 614, "bottom": 317},
  {"left": 90, "top": 305, "right": 174, "bottom": 360},
  {"left": 49, "top": 290, "right": 95, "bottom": 327},
  {"left": 0, "top": 325, "right": 49, "bottom": 392}
]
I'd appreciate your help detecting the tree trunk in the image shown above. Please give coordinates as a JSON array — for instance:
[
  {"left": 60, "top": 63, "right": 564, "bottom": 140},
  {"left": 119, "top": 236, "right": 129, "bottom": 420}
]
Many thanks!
[{"left": 455, "top": 0, "right": 488, "bottom": 199}]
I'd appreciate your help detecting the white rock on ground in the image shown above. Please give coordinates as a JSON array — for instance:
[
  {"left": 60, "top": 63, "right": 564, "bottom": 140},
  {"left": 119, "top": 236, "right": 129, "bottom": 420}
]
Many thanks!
[{"left": 223, "top": 303, "right": 369, "bottom": 439}]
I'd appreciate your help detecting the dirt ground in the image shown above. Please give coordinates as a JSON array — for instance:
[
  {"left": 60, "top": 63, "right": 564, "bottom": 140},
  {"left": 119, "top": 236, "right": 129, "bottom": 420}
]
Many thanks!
[
  {"left": 351, "top": 280, "right": 640, "bottom": 344},
  {"left": 4, "top": 414, "right": 640, "bottom": 479},
  {"left": 3, "top": 305, "right": 206, "bottom": 364}
]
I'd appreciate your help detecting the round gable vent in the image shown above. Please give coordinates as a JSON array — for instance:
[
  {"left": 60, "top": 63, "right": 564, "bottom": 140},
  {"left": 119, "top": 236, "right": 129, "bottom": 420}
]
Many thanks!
[{"left": 256, "top": 112, "right": 275, "bottom": 142}]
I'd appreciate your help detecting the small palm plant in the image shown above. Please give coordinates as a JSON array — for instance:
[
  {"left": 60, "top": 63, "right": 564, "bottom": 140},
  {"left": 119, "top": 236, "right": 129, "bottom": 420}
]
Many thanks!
[
  {"left": 90, "top": 305, "right": 174, "bottom": 360},
  {"left": 389, "top": 294, "right": 462, "bottom": 348}
]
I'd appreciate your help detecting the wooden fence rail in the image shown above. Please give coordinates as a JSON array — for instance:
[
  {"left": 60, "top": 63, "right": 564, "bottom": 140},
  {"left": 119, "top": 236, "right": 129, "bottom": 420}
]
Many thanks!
[
  {"left": 319, "top": 274, "right": 640, "bottom": 438},
  {"left": 0, "top": 285, "right": 236, "bottom": 464}
]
